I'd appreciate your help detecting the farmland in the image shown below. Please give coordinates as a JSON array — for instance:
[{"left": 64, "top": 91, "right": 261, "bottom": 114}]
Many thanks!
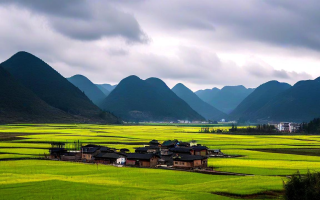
[{"left": 1, "top": 124, "right": 320, "bottom": 199}]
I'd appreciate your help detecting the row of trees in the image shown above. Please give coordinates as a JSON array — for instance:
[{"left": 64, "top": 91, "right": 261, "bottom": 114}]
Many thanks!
[
  {"left": 301, "top": 118, "right": 320, "bottom": 134},
  {"left": 229, "top": 124, "right": 277, "bottom": 134}
]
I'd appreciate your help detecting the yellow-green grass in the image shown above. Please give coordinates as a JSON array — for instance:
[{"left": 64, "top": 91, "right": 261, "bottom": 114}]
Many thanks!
[
  {"left": 0, "top": 160, "right": 284, "bottom": 200},
  {"left": 1, "top": 124, "right": 320, "bottom": 199}
]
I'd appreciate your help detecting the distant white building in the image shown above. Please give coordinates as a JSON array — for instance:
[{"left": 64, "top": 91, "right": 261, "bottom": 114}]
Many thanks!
[
  {"left": 278, "top": 122, "right": 301, "bottom": 133},
  {"left": 278, "top": 122, "right": 290, "bottom": 132},
  {"left": 221, "top": 119, "right": 226, "bottom": 122}
]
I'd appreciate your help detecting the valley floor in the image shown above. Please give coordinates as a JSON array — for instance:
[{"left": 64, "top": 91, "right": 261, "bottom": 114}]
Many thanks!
[{"left": 1, "top": 124, "right": 320, "bottom": 199}]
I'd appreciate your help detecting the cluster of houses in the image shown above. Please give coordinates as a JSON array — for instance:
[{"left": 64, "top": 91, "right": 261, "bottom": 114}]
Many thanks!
[{"left": 49, "top": 140, "right": 223, "bottom": 169}]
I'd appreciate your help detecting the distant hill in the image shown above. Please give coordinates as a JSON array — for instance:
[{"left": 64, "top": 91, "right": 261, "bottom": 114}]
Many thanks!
[
  {"left": 172, "top": 83, "right": 228, "bottom": 121},
  {"left": 68, "top": 75, "right": 106, "bottom": 105},
  {"left": 195, "top": 88, "right": 220, "bottom": 103},
  {"left": 0, "top": 66, "right": 79, "bottom": 123},
  {"left": 96, "top": 85, "right": 110, "bottom": 96},
  {"left": 251, "top": 77, "right": 320, "bottom": 122},
  {"left": 96, "top": 84, "right": 117, "bottom": 92},
  {"left": 231, "top": 81, "right": 291, "bottom": 121},
  {"left": 1, "top": 51, "right": 119, "bottom": 123},
  {"left": 99, "top": 75, "right": 205, "bottom": 122},
  {"left": 196, "top": 86, "right": 254, "bottom": 114}
]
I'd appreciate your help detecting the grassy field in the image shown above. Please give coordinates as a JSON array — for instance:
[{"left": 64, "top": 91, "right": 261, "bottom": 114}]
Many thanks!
[{"left": 1, "top": 124, "right": 320, "bottom": 199}]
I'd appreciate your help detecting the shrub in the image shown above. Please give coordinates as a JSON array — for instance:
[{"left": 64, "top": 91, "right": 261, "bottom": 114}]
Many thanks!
[{"left": 284, "top": 171, "right": 320, "bottom": 200}]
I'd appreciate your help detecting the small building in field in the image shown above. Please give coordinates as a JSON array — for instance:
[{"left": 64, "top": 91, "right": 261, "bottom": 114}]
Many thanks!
[
  {"left": 191, "top": 145, "right": 208, "bottom": 156},
  {"left": 94, "top": 153, "right": 126, "bottom": 165},
  {"left": 61, "top": 151, "right": 81, "bottom": 161},
  {"left": 173, "top": 155, "right": 208, "bottom": 169},
  {"left": 49, "top": 148, "right": 67, "bottom": 160},
  {"left": 81, "top": 144, "right": 101, "bottom": 162},
  {"left": 208, "top": 149, "right": 223, "bottom": 156},
  {"left": 126, "top": 153, "right": 160, "bottom": 167}
]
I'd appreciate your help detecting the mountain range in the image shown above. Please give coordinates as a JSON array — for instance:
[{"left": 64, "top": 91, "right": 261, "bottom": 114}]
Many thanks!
[
  {"left": 172, "top": 83, "right": 228, "bottom": 121},
  {"left": 196, "top": 86, "right": 254, "bottom": 114},
  {"left": 1, "top": 51, "right": 320, "bottom": 124},
  {"left": 99, "top": 76, "right": 205, "bottom": 122}
]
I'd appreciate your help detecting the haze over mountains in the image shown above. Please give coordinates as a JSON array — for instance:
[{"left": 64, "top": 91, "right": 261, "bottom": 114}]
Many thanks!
[
  {"left": 68, "top": 75, "right": 106, "bottom": 105},
  {"left": 0, "top": 51, "right": 320, "bottom": 124},
  {"left": 99, "top": 75, "right": 205, "bottom": 122},
  {"left": 172, "top": 83, "right": 228, "bottom": 121},
  {"left": 196, "top": 86, "right": 254, "bottom": 114}
]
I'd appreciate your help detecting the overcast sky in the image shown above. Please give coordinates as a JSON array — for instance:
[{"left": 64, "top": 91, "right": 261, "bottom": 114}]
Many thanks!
[{"left": 0, "top": 0, "right": 319, "bottom": 91}]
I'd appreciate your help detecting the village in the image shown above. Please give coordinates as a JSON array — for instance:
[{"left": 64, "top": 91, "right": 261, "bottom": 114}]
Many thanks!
[{"left": 48, "top": 140, "right": 225, "bottom": 170}]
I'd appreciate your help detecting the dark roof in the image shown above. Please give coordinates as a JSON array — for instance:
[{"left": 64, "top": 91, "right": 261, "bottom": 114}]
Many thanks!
[
  {"left": 82, "top": 146, "right": 100, "bottom": 154},
  {"left": 135, "top": 147, "right": 148, "bottom": 153},
  {"left": 94, "top": 153, "right": 125, "bottom": 159},
  {"left": 177, "top": 142, "right": 190, "bottom": 147},
  {"left": 83, "top": 144, "right": 100, "bottom": 147},
  {"left": 173, "top": 155, "right": 206, "bottom": 161},
  {"left": 127, "top": 153, "right": 159, "bottom": 160},
  {"left": 49, "top": 148, "right": 66, "bottom": 153},
  {"left": 191, "top": 146, "right": 208, "bottom": 151},
  {"left": 100, "top": 147, "right": 113, "bottom": 152},
  {"left": 169, "top": 147, "right": 192, "bottom": 153},
  {"left": 149, "top": 139, "right": 160, "bottom": 145},
  {"left": 162, "top": 140, "right": 178, "bottom": 147},
  {"left": 120, "top": 148, "right": 130, "bottom": 152}
]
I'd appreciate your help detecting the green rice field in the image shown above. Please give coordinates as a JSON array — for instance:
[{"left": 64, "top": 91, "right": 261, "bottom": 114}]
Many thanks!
[{"left": 1, "top": 124, "right": 320, "bottom": 199}]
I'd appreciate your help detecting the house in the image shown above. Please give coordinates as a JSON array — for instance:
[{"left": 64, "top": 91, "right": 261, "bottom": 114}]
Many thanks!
[
  {"left": 169, "top": 147, "right": 193, "bottom": 155},
  {"left": 94, "top": 153, "right": 126, "bottom": 165},
  {"left": 149, "top": 139, "right": 160, "bottom": 146},
  {"left": 208, "top": 149, "right": 223, "bottom": 156},
  {"left": 177, "top": 142, "right": 190, "bottom": 147},
  {"left": 290, "top": 123, "right": 301, "bottom": 133},
  {"left": 135, "top": 146, "right": 160, "bottom": 154},
  {"left": 126, "top": 153, "right": 160, "bottom": 167},
  {"left": 61, "top": 151, "right": 81, "bottom": 161},
  {"left": 49, "top": 147, "right": 67, "bottom": 160},
  {"left": 278, "top": 122, "right": 290, "bottom": 132},
  {"left": 81, "top": 144, "right": 101, "bottom": 162},
  {"left": 161, "top": 140, "right": 178, "bottom": 149},
  {"left": 191, "top": 145, "right": 208, "bottom": 156},
  {"left": 173, "top": 155, "right": 208, "bottom": 169}
]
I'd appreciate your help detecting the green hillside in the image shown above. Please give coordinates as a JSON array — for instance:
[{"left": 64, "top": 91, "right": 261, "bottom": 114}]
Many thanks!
[
  {"left": 231, "top": 81, "right": 291, "bottom": 121},
  {"left": 1, "top": 51, "right": 119, "bottom": 123},
  {"left": 100, "top": 75, "right": 205, "bottom": 122},
  {"left": 253, "top": 78, "right": 320, "bottom": 122},
  {"left": 0, "top": 66, "right": 78, "bottom": 123}
]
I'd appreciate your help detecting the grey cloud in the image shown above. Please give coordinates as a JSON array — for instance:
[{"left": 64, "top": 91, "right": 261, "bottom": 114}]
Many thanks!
[
  {"left": 0, "top": 0, "right": 147, "bottom": 43},
  {"left": 123, "top": 0, "right": 320, "bottom": 51}
]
